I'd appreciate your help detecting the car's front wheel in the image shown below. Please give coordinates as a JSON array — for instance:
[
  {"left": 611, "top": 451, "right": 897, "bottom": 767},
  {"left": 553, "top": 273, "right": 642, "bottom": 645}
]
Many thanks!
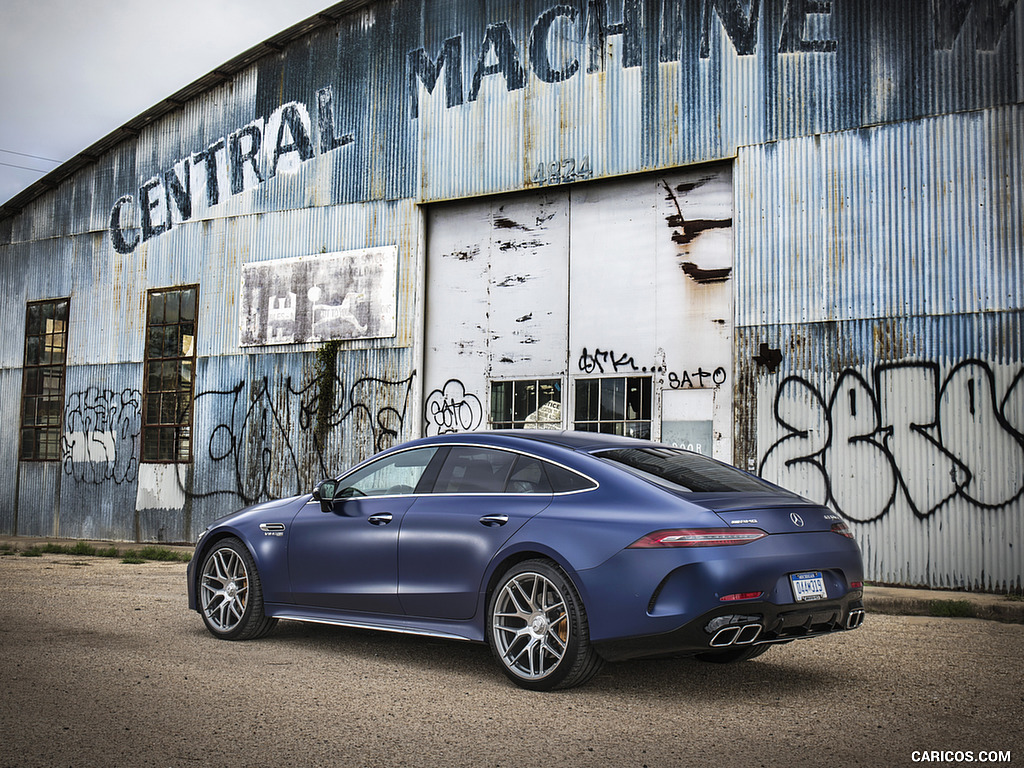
[
  {"left": 198, "top": 538, "right": 277, "bottom": 640},
  {"left": 487, "top": 559, "right": 604, "bottom": 691}
]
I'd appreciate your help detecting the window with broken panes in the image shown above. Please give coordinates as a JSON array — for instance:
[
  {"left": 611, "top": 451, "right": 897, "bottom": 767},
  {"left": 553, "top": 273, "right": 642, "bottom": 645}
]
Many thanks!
[
  {"left": 20, "top": 298, "right": 70, "bottom": 460},
  {"left": 574, "top": 376, "right": 652, "bottom": 439},
  {"left": 142, "top": 286, "right": 197, "bottom": 462},
  {"left": 490, "top": 379, "right": 562, "bottom": 429}
]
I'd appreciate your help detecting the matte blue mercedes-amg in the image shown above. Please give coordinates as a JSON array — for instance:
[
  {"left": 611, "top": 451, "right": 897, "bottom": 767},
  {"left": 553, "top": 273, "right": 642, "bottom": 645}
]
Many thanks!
[{"left": 187, "top": 431, "right": 865, "bottom": 690}]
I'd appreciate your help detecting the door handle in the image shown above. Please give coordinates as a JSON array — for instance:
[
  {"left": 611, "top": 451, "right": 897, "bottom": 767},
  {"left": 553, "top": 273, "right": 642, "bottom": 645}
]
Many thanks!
[
  {"left": 367, "top": 512, "right": 393, "bottom": 526},
  {"left": 479, "top": 514, "right": 509, "bottom": 527}
]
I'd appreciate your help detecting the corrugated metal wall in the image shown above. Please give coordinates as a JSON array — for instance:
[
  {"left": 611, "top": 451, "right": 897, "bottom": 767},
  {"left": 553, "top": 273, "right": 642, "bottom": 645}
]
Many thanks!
[
  {"left": 0, "top": 0, "right": 1020, "bottom": 592},
  {"left": 734, "top": 108, "right": 1024, "bottom": 590}
]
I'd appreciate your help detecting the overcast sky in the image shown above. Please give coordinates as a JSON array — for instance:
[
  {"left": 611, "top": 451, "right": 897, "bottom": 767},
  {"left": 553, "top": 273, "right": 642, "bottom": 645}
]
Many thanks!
[{"left": 0, "top": 0, "right": 335, "bottom": 205}]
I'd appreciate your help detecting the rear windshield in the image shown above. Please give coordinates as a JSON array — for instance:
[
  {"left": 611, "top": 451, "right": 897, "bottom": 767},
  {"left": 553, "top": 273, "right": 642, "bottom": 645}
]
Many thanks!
[{"left": 595, "top": 447, "right": 780, "bottom": 493}]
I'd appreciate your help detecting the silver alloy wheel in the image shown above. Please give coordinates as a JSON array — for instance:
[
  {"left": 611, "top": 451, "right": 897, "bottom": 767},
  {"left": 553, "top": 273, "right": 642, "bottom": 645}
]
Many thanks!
[
  {"left": 200, "top": 546, "right": 250, "bottom": 633},
  {"left": 492, "top": 571, "right": 569, "bottom": 680}
]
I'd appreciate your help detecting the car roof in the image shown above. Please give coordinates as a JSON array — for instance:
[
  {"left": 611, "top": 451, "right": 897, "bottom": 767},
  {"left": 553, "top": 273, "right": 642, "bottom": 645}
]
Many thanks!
[{"left": 425, "top": 429, "right": 658, "bottom": 452}]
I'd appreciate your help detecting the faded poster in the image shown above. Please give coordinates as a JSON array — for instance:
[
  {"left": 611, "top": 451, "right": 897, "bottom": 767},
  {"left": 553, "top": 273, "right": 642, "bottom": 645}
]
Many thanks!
[{"left": 239, "top": 247, "right": 397, "bottom": 346}]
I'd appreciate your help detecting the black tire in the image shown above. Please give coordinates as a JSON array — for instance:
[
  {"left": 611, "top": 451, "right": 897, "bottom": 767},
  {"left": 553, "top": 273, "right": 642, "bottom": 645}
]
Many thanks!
[
  {"left": 487, "top": 559, "right": 604, "bottom": 691},
  {"left": 695, "top": 644, "right": 772, "bottom": 664},
  {"left": 197, "top": 538, "right": 277, "bottom": 641}
]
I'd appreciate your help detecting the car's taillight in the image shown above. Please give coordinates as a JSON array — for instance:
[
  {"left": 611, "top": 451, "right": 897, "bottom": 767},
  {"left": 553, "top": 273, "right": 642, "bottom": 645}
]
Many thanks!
[
  {"left": 831, "top": 522, "right": 855, "bottom": 539},
  {"left": 850, "top": 581, "right": 863, "bottom": 589},
  {"left": 720, "top": 591, "right": 764, "bottom": 601},
  {"left": 628, "top": 528, "right": 767, "bottom": 548}
]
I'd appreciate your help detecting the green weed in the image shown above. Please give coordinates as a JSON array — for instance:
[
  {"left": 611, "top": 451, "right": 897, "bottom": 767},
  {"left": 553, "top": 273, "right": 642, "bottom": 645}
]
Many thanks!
[
  {"left": 135, "top": 546, "right": 191, "bottom": 563},
  {"left": 8, "top": 541, "right": 190, "bottom": 563},
  {"left": 928, "top": 599, "right": 975, "bottom": 618}
]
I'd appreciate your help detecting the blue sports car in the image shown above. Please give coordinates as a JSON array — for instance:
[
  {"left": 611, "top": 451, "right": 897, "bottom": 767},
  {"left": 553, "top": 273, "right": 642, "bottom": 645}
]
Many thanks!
[{"left": 187, "top": 431, "right": 865, "bottom": 690}]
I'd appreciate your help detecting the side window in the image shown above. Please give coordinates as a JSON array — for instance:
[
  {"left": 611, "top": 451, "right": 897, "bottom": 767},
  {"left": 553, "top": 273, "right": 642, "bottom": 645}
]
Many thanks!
[
  {"left": 433, "top": 447, "right": 516, "bottom": 494},
  {"left": 20, "top": 298, "right": 71, "bottom": 461},
  {"left": 506, "top": 455, "right": 553, "bottom": 494},
  {"left": 545, "top": 462, "right": 598, "bottom": 493},
  {"left": 338, "top": 447, "right": 438, "bottom": 497}
]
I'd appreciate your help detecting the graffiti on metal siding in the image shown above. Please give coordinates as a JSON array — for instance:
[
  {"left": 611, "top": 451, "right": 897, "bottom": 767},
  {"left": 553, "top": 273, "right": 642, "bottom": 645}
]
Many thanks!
[
  {"left": 578, "top": 347, "right": 646, "bottom": 374},
  {"left": 109, "top": 86, "right": 354, "bottom": 254},
  {"left": 759, "top": 360, "right": 1024, "bottom": 522},
  {"left": 578, "top": 346, "right": 727, "bottom": 389},
  {"left": 194, "top": 372, "right": 415, "bottom": 504},
  {"left": 668, "top": 367, "right": 728, "bottom": 389},
  {"left": 424, "top": 380, "right": 484, "bottom": 435},
  {"left": 408, "top": 0, "right": 1018, "bottom": 118},
  {"left": 61, "top": 388, "right": 142, "bottom": 484}
]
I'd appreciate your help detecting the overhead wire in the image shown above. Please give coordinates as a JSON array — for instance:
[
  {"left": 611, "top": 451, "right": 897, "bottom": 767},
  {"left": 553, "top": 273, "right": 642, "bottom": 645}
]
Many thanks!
[
  {"left": 0, "top": 160, "right": 55, "bottom": 172},
  {"left": 0, "top": 148, "right": 62, "bottom": 163}
]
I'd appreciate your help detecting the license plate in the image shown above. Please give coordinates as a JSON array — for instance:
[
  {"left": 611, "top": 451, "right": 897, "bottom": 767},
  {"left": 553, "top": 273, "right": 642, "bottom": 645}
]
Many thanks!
[{"left": 790, "top": 571, "right": 827, "bottom": 602}]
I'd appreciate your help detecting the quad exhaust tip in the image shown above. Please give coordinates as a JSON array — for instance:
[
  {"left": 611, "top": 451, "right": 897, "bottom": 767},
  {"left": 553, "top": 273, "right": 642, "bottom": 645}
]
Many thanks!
[
  {"left": 709, "top": 610, "right": 863, "bottom": 647},
  {"left": 709, "top": 623, "right": 763, "bottom": 647}
]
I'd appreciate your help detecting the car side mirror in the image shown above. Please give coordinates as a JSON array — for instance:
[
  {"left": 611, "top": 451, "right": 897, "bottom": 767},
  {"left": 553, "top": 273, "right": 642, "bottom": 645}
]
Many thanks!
[{"left": 313, "top": 479, "right": 339, "bottom": 513}]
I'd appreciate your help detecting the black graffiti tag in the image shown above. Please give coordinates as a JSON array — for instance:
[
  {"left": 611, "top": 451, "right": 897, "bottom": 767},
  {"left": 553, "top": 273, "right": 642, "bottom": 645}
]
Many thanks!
[
  {"left": 759, "top": 360, "right": 1024, "bottom": 522},
  {"left": 61, "top": 387, "right": 142, "bottom": 484},
  {"left": 424, "top": 379, "right": 484, "bottom": 435},
  {"left": 194, "top": 372, "right": 415, "bottom": 505},
  {"left": 578, "top": 347, "right": 641, "bottom": 374}
]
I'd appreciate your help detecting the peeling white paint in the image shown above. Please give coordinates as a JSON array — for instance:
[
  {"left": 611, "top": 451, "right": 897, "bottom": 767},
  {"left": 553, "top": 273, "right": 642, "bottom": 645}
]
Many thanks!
[{"left": 136, "top": 463, "right": 187, "bottom": 512}]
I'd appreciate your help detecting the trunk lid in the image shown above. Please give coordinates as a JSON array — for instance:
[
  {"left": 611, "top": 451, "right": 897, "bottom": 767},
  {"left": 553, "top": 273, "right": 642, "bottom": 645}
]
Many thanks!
[{"left": 684, "top": 492, "right": 841, "bottom": 534}]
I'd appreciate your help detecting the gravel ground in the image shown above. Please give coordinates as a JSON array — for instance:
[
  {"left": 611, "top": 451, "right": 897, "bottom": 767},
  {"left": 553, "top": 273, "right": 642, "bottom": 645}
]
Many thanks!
[{"left": 0, "top": 553, "right": 1021, "bottom": 768}]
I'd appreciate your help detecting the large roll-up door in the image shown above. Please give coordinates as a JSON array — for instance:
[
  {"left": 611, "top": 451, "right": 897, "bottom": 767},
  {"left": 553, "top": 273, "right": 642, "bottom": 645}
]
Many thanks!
[{"left": 423, "top": 165, "right": 734, "bottom": 460}]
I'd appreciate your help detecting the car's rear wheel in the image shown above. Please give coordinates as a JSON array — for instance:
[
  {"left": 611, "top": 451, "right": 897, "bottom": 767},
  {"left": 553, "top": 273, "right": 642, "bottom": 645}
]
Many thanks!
[
  {"left": 198, "top": 538, "right": 277, "bottom": 640},
  {"left": 487, "top": 559, "right": 604, "bottom": 691},
  {"left": 695, "top": 644, "right": 771, "bottom": 663}
]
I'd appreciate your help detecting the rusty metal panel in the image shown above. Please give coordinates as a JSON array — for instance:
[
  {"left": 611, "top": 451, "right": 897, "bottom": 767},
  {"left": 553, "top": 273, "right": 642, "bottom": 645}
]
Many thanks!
[
  {"left": 735, "top": 104, "right": 1024, "bottom": 327},
  {"left": 0, "top": 0, "right": 1020, "bottom": 561},
  {"left": 1, "top": 0, "right": 1021, "bottom": 232},
  {"left": 57, "top": 363, "right": 145, "bottom": 541},
  {"left": 0, "top": 369, "right": 19, "bottom": 534},
  {"left": 15, "top": 463, "right": 62, "bottom": 538},
  {"left": 735, "top": 312, "right": 1024, "bottom": 592},
  {"left": 734, "top": 103, "right": 1024, "bottom": 589},
  {"left": 184, "top": 347, "right": 418, "bottom": 536},
  {"left": 117, "top": 198, "right": 422, "bottom": 362},
  {"left": 411, "top": 0, "right": 1021, "bottom": 203},
  {"left": 0, "top": 241, "right": 30, "bottom": 369}
]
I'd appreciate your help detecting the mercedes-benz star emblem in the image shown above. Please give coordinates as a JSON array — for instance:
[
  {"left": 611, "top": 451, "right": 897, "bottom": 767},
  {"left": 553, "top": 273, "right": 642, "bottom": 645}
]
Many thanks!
[{"left": 790, "top": 512, "right": 805, "bottom": 527}]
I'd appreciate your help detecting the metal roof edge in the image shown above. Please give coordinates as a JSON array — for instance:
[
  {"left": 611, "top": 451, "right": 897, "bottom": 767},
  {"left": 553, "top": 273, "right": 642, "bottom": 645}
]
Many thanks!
[{"left": 0, "top": 0, "right": 370, "bottom": 223}]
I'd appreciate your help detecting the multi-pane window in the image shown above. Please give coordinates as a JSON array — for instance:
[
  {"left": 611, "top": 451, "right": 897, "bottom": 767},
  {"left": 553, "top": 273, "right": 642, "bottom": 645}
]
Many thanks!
[
  {"left": 143, "top": 286, "right": 197, "bottom": 462},
  {"left": 20, "top": 299, "right": 70, "bottom": 460},
  {"left": 490, "top": 379, "right": 562, "bottom": 429},
  {"left": 574, "top": 376, "right": 652, "bottom": 439}
]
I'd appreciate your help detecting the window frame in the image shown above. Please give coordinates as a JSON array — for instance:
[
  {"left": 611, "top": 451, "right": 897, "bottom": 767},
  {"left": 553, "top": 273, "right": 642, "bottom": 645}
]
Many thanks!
[
  {"left": 573, "top": 375, "right": 653, "bottom": 439},
  {"left": 19, "top": 297, "right": 71, "bottom": 462},
  {"left": 423, "top": 445, "right": 598, "bottom": 496},
  {"left": 489, "top": 378, "right": 564, "bottom": 430},
  {"left": 335, "top": 446, "right": 440, "bottom": 498},
  {"left": 141, "top": 285, "right": 199, "bottom": 463}
]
